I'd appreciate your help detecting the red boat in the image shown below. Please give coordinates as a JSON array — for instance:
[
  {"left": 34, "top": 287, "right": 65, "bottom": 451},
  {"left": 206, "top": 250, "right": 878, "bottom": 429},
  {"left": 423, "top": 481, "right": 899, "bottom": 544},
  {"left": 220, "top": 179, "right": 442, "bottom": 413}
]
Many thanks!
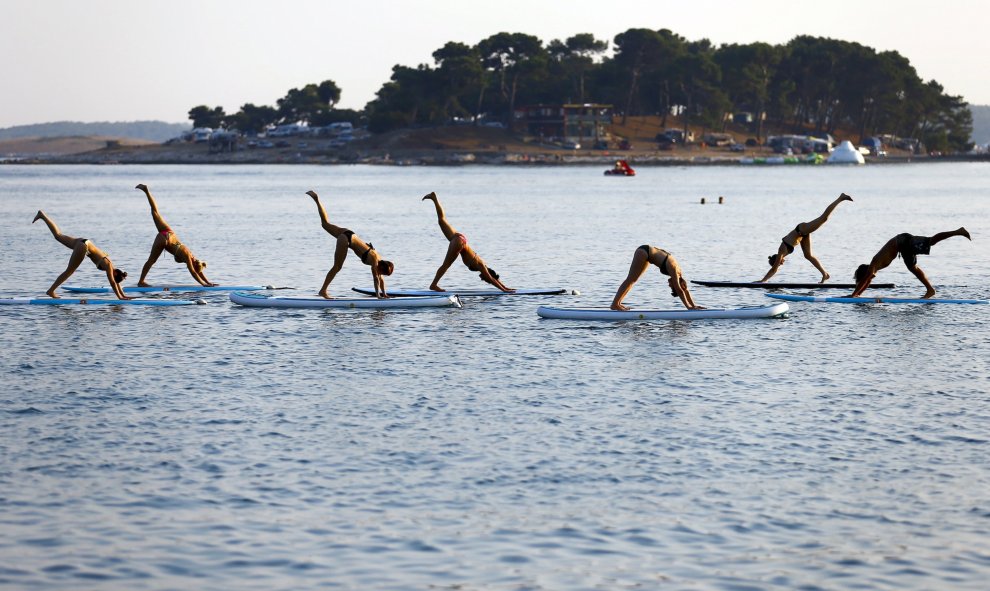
[{"left": 604, "top": 160, "right": 635, "bottom": 176}]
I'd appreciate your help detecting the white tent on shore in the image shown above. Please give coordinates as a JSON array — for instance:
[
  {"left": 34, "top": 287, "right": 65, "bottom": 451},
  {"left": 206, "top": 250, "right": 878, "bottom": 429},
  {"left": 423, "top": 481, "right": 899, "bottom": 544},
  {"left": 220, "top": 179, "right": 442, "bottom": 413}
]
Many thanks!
[{"left": 827, "top": 140, "right": 865, "bottom": 164}]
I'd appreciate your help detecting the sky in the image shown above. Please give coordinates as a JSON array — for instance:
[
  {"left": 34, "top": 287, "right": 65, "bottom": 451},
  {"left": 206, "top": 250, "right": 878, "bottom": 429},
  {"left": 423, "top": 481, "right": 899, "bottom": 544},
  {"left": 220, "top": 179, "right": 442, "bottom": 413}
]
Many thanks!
[{"left": 2, "top": 0, "right": 989, "bottom": 128}]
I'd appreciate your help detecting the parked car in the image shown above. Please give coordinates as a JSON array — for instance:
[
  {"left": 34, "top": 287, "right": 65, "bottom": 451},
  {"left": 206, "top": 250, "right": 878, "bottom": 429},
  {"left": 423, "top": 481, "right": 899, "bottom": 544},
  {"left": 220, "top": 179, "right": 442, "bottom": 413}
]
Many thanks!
[
  {"left": 729, "top": 143, "right": 746, "bottom": 152},
  {"left": 618, "top": 139, "right": 632, "bottom": 150},
  {"left": 561, "top": 140, "right": 581, "bottom": 150}
]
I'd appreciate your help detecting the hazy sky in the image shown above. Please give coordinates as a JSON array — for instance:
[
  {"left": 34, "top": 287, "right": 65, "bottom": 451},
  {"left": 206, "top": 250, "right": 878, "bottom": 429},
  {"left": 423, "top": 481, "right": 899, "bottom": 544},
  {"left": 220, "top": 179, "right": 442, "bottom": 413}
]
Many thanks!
[{"left": 2, "top": 0, "right": 988, "bottom": 128}]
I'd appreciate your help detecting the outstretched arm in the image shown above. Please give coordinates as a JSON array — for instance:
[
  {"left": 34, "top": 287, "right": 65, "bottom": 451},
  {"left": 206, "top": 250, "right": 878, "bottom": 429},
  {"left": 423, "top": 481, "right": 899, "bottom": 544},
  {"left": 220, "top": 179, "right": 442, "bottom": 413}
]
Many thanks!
[
  {"left": 759, "top": 243, "right": 788, "bottom": 282},
  {"left": 105, "top": 263, "right": 132, "bottom": 300},
  {"left": 478, "top": 266, "right": 513, "bottom": 292},
  {"left": 372, "top": 267, "right": 388, "bottom": 298}
]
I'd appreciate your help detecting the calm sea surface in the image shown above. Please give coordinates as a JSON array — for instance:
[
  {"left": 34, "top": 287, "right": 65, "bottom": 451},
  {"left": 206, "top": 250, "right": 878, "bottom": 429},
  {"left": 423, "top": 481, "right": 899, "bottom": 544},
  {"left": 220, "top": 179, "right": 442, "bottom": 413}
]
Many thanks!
[{"left": 1, "top": 163, "right": 989, "bottom": 590}]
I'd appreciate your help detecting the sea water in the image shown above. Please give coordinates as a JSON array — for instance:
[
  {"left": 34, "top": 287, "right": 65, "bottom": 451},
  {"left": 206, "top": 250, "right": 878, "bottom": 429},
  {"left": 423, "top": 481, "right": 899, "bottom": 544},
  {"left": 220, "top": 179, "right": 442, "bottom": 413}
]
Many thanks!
[{"left": 1, "top": 163, "right": 988, "bottom": 590}]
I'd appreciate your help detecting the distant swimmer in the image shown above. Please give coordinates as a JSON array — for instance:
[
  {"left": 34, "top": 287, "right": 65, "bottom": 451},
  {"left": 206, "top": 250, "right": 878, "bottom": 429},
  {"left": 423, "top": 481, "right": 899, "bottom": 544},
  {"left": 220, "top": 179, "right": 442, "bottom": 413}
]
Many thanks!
[
  {"left": 421, "top": 192, "right": 513, "bottom": 292},
  {"left": 32, "top": 210, "right": 130, "bottom": 299},
  {"left": 135, "top": 184, "right": 215, "bottom": 287},
  {"left": 307, "top": 190, "right": 394, "bottom": 298},
  {"left": 611, "top": 244, "right": 703, "bottom": 310},
  {"left": 850, "top": 228, "right": 971, "bottom": 298},
  {"left": 759, "top": 193, "right": 853, "bottom": 283}
]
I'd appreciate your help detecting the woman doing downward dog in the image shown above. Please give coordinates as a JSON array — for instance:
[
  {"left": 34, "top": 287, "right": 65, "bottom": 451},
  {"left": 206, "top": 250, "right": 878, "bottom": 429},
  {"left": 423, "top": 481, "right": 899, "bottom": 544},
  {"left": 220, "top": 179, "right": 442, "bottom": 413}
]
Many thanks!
[
  {"left": 422, "top": 192, "right": 513, "bottom": 292},
  {"left": 760, "top": 193, "right": 853, "bottom": 283},
  {"left": 32, "top": 210, "right": 130, "bottom": 299},
  {"left": 307, "top": 190, "right": 394, "bottom": 298},
  {"left": 611, "top": 245, "right": 703, "bottom": 310},
  {"left": 135, "top": 184, "right": 214, "bottom": 287}
]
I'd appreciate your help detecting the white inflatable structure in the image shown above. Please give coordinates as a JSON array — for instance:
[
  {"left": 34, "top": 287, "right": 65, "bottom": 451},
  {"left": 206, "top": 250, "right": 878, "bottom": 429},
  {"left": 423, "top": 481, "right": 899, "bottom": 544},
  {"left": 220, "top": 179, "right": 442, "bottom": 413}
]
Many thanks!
[{"left": 827, "top": 140, "right": 866, "bottom": 164}]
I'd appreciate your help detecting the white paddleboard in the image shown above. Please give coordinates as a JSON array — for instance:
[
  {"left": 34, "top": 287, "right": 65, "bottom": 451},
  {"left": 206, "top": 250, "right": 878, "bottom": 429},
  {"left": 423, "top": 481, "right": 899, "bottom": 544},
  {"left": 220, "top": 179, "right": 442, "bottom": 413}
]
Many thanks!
[
  {"left": 229, "top": 291, "right": 461, "bottom": 309},
  {"left": 0, "top": 297, "right": 205, "bottom": 306},
  {"left": 536, "top": 302, "right": 789, "bottom": 320},
  {"left": 767, "top": 293, "right": 988, "bottom": 305},
  {"left": 65, "top": 284, "right": 281, "bottom": 293},
  {"left": 352, "top": 287, "right": 577, "bottom": 297}
]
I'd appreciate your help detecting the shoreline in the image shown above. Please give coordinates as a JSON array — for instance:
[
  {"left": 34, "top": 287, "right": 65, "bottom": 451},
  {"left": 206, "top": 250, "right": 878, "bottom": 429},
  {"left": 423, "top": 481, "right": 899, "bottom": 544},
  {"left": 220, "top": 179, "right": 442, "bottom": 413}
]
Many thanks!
[{"left": 3, "top": 136, "right": 988, "bottom": 166}]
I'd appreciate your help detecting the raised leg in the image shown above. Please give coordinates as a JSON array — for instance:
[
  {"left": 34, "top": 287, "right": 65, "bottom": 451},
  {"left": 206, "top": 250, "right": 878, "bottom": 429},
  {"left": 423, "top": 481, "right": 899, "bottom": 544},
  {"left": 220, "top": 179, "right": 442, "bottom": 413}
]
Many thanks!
[
  {"left": 307, "top": 191, "right": 344, "bottom": 236},
  {"left": 800, "top": 193, "right": 853, "bottom": 235},
  {"left": 929, "top": 227, "right": 971, "bottom": 247},
  {"left": 33, "top": 210, "right": 77, "bottom": 249},
  {"left": 136, "top": 184, "right": 170, "bottom": 233},
  {"left": 422, "top": 192, "right": 457, "bottom": 240}
]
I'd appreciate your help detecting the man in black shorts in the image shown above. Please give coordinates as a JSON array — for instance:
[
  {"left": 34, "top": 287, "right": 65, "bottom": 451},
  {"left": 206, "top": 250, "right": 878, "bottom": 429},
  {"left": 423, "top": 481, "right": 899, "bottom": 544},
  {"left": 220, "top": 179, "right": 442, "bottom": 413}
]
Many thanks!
[{"left": 850, "top": 228, "right": 971, "bottom": 298}]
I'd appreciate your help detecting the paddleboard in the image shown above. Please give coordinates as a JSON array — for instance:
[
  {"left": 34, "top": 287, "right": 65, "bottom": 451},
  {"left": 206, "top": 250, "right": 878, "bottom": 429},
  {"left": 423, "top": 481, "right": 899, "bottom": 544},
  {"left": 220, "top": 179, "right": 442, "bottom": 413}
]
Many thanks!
[
  {"left": 65, "top": 284, "right": 281, "bottom": 293},
  {"left": 0, "top": 297, "right": 205, "bottom": 306},
  {"left": 229, "top": 291, "right": 461, "bottom": 309},
  {"left": 693, "top": 280, "right": 896, "bottom": 289},
  {"left": 352, "top": 287, "right": 577, "bottom": 297},
  {"left": 536, "top": 302, "right": 789, "bottom": 321},
  {"left": 766, "top": 293, "right": 988, "bottom": 305}
]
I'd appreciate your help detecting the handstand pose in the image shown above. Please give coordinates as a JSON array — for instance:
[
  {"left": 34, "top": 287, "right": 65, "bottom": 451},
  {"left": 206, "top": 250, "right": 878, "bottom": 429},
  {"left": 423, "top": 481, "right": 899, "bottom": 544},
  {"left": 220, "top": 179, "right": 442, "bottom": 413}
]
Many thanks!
[
  {"left": 611, "top": 245, "right": 703, "bottom": 311},
  {"left": 760, "top": 193, "right": 853, "bottom": 282},
  {"left": 850, "top": 228, "right": 971, "bottom": 298},
  {"left": 135, "top": 184, "right": 214, "bottom": 287},
  {"left": 421, "top": 192, "right": 513, "bottom": 292},
  {"left": 307, "top": 190, "right": 394, "bottom": 298},
  {"left": 32, "top": 210, "right": 130, "bottom": 299}
]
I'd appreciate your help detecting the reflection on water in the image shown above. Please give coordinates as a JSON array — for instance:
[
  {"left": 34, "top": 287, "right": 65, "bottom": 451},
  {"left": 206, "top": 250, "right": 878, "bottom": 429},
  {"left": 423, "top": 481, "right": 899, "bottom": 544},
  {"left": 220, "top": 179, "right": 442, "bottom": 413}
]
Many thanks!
[{"left": 1, "top": 163, "right": 989, "bottom": 590}]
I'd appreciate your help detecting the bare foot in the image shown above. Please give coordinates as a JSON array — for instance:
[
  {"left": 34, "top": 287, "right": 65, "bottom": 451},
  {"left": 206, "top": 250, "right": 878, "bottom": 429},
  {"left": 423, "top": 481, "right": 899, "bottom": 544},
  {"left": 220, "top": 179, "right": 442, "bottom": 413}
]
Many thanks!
[
  {"left": 46, "top": 289, "right": 59, "bottom": 298},
  {"left": 959, "top": 227, "right": 971, "bottom": 240},
  {"left": 922, "top": 288, "right": 937, "bottom": 299},
  {"left": 318, "top": 291, "right": 332, "bottom": 300},
  {"left": 32, "top": 211, "right": 43, "bottom": 223},
  {"left": 422, "top": 192, "right": 437, "bottom": 201},
  {"left": 138, "top": 281, "right": 151, "bottom": 287},
  {"left": 819, "top": 272, "right": 830, "bottom": 283},
  {"left": 611, "top": 303, "right": 629, "bottom": 311},
  {"left": 429, "top": 284, "right": 445, "bottom": 292},
  {"left": 135, "top": 183, "right": 148, "bottom": 192},
  {"left": 839, "top": 192, "right": 853, "bottom": 202},
  {"left": 305, "top": 190, "right": 319, "bottom": 201}
]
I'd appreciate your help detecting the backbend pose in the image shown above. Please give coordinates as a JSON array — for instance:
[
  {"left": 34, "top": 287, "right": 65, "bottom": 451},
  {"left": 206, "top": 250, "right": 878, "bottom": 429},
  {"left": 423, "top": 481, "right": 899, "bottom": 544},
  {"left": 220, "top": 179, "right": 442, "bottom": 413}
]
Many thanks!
[
  {"left": 421, "top": 192, "right": 513, "bottom": 292},
  {"left": 759, "top": 193, "right": 853, "bottom": 283},
  {"left": 32, "top": 210, "right": 130, "bottom": 299},
  {"left": 850, "top": 228, "right": 971, "bottom": 298},
  {"left": 135, "top": 183, "right": 214, "bottom": 287},
  {"left": 611, "top": 245, "right": 703, "bottom": 310},
  {"left": 307, "top": 190, "right": 394, "bottom": 298}
]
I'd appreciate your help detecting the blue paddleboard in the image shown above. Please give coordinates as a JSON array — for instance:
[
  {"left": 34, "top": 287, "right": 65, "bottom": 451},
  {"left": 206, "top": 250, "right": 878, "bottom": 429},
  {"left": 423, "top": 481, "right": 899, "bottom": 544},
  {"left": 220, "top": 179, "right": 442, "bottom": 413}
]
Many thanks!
[
  {"left": 0, "top": 297, "right": 205, "bottom": 306},
  {"left": 766, "top": 293, "right": 988, "bottom": 305},
  {"left": 65, "top": 284, "right": 280, "bottom": 293}
]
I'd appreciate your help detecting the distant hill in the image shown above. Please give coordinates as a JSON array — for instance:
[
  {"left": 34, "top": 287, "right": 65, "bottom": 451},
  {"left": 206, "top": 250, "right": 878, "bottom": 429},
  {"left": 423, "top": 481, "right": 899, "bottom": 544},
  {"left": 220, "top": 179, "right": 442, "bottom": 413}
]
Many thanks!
[
  {"left": 0, "top": 121, "right": 188, "bottom": 142},
  {"left": 971, "top": 105, "right": 990, "bottom": 145}
]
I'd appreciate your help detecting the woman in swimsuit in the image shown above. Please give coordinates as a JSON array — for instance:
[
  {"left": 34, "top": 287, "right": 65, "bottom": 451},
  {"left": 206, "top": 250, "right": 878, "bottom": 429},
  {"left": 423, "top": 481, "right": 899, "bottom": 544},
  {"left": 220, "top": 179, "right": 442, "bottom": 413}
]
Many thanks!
[
  {"left": 135, "top": 184, "right": 215, "bottom": 287},
  {"left": 611, "top": 244, "right": 703, "bottom": 311},
  {"left": 307, "top": 190, "right": 394, "bottom": 298},
  {"left": 759, "top": 193, "right": 853, "bottom": 283},
  {"left": 850, "top": 228, "right": 971, "bottom": 298},
  {"left": 421, "top": 192, "right": 513, "bottom": 292},
  {"left": 32, "top": 210, "right": 130, "bottom": 299}
]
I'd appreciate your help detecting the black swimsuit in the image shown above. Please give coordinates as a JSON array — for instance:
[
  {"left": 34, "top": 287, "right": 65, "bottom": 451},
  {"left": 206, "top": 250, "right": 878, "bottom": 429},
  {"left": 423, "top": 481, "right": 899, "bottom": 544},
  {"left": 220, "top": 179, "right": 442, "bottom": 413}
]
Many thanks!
[
  {"left": 639, "top": 244, "right": 671, "bottom": 275},
  {"left": 342, "top": 229, "right": 375, "bottom": 264},
  {"left": 894, "top": 233, "right": 931, "bottom": 268}
]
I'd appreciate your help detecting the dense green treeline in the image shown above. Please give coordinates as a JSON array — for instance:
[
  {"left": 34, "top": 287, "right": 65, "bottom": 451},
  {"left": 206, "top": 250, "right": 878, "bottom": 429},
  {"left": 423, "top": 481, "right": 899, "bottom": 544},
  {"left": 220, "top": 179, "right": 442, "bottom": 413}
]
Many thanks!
[{"left": 190, "top": 29, "right": 973, "bottom": 152}]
